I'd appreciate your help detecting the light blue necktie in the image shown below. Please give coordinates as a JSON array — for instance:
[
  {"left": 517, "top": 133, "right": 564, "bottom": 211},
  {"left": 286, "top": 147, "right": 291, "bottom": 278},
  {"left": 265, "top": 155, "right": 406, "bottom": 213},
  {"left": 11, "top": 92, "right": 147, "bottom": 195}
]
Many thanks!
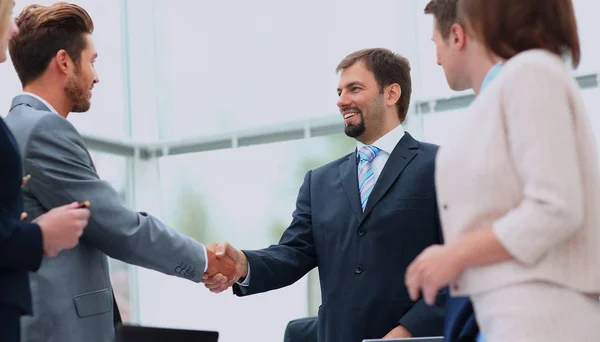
[{"left": 358, "top": 145, "right": 380, "bottom": 210}]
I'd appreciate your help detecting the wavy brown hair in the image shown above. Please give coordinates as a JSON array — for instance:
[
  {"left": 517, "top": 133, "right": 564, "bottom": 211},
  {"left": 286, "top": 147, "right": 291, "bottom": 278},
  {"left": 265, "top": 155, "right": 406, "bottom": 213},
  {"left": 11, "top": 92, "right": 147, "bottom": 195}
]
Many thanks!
[
  {"left": 459, "top": 0, "right": 580, "bottom": 68},
  {"left": 9, "top": 2, "right": 94, "bottom": 86}
]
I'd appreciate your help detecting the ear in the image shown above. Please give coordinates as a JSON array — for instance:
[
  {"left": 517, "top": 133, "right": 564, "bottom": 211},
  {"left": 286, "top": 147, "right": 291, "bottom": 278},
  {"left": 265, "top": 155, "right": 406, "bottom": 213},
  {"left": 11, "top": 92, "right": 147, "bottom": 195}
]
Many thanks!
[
  {"left": 54, "top": 49, "right": 71, "bottom": 75},
  {"left": 450, "top": 23, "right": 467, "bottom": 50},
  {"left": 385, "top": 83, "right": 401, "bottom": 108}
]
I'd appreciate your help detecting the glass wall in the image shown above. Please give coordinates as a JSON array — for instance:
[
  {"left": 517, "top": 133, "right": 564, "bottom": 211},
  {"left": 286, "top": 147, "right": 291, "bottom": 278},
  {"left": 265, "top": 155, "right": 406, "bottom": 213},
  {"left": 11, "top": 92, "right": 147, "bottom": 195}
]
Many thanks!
[
  {"left": 145, "top": 134, "right": 354, "bottom": 341},
  {"left": 152, "top": 0, "right": 424, "bottom": 139}
]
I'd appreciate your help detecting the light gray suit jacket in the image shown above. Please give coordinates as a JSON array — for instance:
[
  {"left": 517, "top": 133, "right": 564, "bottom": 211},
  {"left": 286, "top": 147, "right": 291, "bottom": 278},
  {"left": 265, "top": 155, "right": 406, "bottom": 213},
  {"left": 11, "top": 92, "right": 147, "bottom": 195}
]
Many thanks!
[{"left": 5, "top": 94, "right": 208, "bottom": 342}]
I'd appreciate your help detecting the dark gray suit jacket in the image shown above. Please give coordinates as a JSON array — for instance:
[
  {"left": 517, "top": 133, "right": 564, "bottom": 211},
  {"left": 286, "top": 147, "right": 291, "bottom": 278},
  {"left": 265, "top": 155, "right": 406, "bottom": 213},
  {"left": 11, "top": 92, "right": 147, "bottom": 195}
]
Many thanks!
[{"left": 6, "top": 94, "right": 207, "bottom": 342}]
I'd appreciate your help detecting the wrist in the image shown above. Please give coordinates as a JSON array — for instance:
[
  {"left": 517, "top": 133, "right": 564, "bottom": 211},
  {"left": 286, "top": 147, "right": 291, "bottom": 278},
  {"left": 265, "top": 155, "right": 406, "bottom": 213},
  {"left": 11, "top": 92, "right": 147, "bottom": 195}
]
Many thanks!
[
  {"left": 449, "top": 235, "right": 472, "bottom": 272},
  {"left": 238, "top": 250, "right": 249, "bottom": 278}
]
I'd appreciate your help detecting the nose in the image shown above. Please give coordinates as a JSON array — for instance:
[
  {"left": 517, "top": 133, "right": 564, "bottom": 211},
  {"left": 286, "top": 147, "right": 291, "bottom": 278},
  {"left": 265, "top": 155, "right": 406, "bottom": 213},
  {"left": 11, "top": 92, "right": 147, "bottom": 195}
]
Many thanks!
[
  {"left": 337, "top": 91, "right": 351, "bottom": 109},
  {"left": 93, "top": 68, "right": 99, "bottom": 84}
]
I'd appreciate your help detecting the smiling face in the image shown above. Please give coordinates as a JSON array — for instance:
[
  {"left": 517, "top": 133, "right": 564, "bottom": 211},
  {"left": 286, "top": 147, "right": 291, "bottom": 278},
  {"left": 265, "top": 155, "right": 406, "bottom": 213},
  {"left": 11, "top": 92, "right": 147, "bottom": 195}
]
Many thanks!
[{"left": 337, "top": 61, "right": 387, "bottom": 142}]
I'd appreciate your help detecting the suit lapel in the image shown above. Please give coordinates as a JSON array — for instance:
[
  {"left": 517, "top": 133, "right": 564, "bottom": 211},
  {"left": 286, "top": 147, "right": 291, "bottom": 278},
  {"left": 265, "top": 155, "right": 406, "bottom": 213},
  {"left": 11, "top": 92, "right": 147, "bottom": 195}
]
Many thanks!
[
  {"left": 339, "top": 150, "right": 363, "bottom": 222},
  {"left": 360, "top": 132, "right": 419, "bottom": 223}
]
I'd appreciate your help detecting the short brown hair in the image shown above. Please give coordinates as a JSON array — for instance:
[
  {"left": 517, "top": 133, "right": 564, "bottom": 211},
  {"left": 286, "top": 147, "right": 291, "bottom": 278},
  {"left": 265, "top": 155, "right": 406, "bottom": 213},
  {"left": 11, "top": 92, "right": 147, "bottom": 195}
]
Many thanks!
[
  {"left": 459, "top": 0, "right": 580, "bottom": 68},
  {"left": 424, "top": 0, "right": 459, "bottom": 40},
  {"left": 336, "top": 48, "right": 412, "bottom": 123},
  {"left": 9, "top": 2, "right": 94, "bottom": 86}
]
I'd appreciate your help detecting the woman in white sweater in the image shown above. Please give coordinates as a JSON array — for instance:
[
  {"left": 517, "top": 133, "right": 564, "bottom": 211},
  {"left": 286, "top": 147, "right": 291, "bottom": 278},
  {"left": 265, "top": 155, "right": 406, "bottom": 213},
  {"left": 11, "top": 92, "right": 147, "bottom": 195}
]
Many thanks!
[{"left": 405, "top": 0, "right": 600, "bottom": 341}]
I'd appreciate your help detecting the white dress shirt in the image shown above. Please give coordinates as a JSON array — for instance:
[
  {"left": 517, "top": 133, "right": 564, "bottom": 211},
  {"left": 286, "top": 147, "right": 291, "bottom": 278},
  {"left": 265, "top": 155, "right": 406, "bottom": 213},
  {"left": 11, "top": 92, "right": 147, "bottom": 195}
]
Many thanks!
[
  {"left": 239, "top": 124, "right": 405, "bottom": 286},
  {"left": 21, "top": 92, "right": 60, "bottom": 115},
  {"left": 356, "top": 123, "right": 405, "bottom": 186}
]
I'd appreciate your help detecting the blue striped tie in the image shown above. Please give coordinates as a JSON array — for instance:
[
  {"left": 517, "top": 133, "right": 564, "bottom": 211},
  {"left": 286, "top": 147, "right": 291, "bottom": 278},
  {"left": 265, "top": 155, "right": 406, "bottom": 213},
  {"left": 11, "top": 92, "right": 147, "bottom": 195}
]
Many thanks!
[{"left": 358, "top": 145, "right": 380, "bottom": 210}]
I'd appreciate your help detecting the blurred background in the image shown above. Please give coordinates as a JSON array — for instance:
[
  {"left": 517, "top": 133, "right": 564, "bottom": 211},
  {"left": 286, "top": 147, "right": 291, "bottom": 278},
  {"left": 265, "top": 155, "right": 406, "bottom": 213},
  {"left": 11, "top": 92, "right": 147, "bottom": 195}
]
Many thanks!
[{"left": 2, "top": 0, "right": 599, "bottom": 341}]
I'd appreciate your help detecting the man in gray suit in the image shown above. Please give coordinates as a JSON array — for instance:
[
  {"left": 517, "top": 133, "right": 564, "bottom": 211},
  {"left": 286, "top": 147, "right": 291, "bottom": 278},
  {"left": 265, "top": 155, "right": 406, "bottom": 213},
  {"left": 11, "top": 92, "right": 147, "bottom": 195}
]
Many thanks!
[{"left": 5, "top": 3, "right": 236, "bottom": 341}]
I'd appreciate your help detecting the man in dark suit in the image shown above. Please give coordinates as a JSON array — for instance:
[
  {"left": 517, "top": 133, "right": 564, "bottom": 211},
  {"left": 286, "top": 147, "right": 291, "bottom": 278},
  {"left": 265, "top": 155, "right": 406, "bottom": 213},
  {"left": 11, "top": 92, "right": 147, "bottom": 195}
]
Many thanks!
[{"left": 203, "top": 48, "right": 446, "bottom": 342}]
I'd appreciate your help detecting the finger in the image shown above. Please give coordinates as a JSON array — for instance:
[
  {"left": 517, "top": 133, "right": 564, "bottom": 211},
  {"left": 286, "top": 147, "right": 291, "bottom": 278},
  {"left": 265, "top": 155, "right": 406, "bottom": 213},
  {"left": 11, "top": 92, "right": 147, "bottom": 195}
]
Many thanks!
[
  {"left": 56, "top": 202, "right": 79, "bottom": 211},
  {"left": 405, "top": 268, "right": 422, "bottom": 301},
  {"left": 423, "top": 284, "right": 439, "bottom": 306},
  {"left": 202, "top": 274, "right": 227, "bottom": 285},
  {"left": 74, "top": 208, "right": 91, "bottom": 219},
  {"left": 205, "top": 281, "right": 228, "bottom": 290},
  {"left": 210, "top": 285, "right": 229, "bottom": 293}
]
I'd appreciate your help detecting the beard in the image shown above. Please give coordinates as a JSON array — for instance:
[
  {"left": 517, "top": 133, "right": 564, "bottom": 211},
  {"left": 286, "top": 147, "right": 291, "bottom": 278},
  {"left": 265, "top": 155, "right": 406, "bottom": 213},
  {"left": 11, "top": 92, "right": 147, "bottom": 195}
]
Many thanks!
[
  {"left": 344, "top": 113, "right": 366, "bottom": 138},
  {"left": 64, "top": 69, "right": 91, "bottom": 113}
]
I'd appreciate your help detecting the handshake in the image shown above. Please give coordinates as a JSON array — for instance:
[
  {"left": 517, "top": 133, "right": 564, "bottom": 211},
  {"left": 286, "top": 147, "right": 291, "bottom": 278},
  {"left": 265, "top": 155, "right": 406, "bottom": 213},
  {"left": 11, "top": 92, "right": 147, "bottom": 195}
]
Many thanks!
[{"left": 203, "top": 242, "right": 249, "bottom": 293}]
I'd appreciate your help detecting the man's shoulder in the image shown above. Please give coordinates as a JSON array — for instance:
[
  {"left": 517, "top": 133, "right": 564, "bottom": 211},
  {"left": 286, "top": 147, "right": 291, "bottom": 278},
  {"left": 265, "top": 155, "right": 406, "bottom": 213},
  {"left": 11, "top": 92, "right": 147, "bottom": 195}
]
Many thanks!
[
  {"left": 7, "top": 104, "right": 78, "bottom": 138},
  {"left": 416, "top": 140, "right": 440, "bottom": 158}
]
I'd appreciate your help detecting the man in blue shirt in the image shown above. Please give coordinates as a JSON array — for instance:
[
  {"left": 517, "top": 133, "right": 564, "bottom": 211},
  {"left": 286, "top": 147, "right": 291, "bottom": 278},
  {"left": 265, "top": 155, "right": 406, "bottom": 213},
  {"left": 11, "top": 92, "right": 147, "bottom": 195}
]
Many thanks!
[{"left": 424, "top": 1, "right": 502, "bottom": 341}]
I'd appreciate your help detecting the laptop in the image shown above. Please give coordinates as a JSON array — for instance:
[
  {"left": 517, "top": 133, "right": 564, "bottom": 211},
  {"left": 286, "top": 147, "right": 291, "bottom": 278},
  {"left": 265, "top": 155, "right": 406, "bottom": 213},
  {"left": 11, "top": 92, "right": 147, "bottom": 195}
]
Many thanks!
[
  {"left": 363, "top": 337, "right": 443, "bottom": 342},
  {"left": 116, "top": 325, "right": 219, "bottom": 342}
]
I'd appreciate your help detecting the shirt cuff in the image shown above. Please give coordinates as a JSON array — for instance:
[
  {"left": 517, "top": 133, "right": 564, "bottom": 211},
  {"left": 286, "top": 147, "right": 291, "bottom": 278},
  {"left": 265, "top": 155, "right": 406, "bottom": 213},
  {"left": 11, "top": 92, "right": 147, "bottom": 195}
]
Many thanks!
[
  {"left": 203, "top": 245, "right": 208, "bottom": 273},
  {"left": 238, "top": 262, "right": 251, "bottom": 286}
]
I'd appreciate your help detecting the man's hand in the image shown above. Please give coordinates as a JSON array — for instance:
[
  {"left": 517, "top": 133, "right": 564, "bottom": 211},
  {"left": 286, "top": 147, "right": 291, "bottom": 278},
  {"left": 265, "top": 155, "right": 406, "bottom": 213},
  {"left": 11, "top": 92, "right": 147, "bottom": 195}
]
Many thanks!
[
  {"left": 34, "top": 201, "right": 91, "bottom": 257},
  {"left": 383, "top": 325, "right": 412, "bottom": 339},
  {"left": 405, "top": 244, "right": 465, "bottom": 305},
  {"left": 205, "top": 243, "right": 237, "bottom": 278},
  {"left": 202, "top": 241, "right": 248, "bottom": 293}
]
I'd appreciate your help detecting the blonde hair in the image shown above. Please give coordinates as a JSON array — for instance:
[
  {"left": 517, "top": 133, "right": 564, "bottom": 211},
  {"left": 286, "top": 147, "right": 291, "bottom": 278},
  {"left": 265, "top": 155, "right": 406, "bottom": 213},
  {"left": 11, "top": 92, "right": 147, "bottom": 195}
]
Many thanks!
[{"left": 0, "top": 0, "right": 13, "bottom": 41}]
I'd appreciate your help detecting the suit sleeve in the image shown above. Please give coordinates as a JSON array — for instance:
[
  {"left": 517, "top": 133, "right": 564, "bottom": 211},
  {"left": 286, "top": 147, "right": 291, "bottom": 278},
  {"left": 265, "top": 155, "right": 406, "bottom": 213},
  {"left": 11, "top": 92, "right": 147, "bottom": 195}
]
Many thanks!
[
  {"left": 234, "top": 170, "right": 317, "bottom": 296},
  {"left": 398, "top": 192, "right": 446, "bottom": 337},
  {"left": 0, "top": 218, "right": 43, "bottom": 271},
  {"left": 23, "top": 115, "right": 207, "bottom": 282}
]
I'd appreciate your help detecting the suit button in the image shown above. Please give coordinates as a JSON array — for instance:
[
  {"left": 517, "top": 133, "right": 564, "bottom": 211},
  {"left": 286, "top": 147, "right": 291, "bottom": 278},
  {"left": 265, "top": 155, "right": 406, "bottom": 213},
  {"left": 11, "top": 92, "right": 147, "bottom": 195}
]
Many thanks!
[
  {"left": 358, "top": 229, "right": 366, "bottom": 237},
  {"left": 20, "top": 212, "right": 28, "bottom": 221},
  {"left": 21, "top": 174, "right": 31, "bottom": 187},
  {"left": 355, "top": 266, "right": 363, "bottom": 274}
]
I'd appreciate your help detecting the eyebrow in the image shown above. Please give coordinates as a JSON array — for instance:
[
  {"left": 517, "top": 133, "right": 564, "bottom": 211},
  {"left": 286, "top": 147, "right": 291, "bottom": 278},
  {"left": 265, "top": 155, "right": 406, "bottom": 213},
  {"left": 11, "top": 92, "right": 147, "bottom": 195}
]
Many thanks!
[{"left": 337, "top": 81, "right": 365, "bottom": 93}]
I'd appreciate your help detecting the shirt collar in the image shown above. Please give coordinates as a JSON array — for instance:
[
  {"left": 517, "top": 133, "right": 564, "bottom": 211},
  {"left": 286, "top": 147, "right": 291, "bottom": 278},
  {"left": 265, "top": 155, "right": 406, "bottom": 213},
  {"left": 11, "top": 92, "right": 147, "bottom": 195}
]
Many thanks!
[
  {"left": 356, "top": 123, "right": 405, "bottom": 155},
  {"left": 481, "top": 62, "right": 503, "bottom": 91},
  {"left": 20, "top": 92, "right": 60, "bottom": 115}
]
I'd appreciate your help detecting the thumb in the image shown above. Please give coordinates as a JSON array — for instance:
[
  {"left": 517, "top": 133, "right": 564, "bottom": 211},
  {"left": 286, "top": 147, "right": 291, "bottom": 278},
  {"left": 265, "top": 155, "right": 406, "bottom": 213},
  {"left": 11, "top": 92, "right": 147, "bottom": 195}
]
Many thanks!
[
  {"left": 66, "top": 201, "right": 80, "bottom": 209},
  {"left": 215, "top": 241, "right": 229, "bottom": 257}
]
